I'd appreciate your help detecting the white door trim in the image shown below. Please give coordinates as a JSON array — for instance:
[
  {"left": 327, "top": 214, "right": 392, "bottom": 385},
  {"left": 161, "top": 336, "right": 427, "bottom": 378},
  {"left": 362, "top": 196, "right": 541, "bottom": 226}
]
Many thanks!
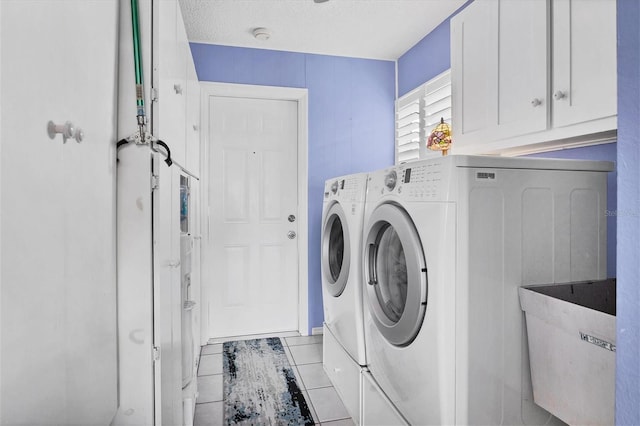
[{"left": 200, "top": 82, "right": 310, "bottom": 338}]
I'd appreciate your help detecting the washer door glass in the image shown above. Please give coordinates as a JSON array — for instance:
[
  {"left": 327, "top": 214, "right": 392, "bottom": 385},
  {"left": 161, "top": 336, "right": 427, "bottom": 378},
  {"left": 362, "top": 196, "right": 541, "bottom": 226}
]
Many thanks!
[
  {"left": 322, "top": 202, "right": 351, "bottom": 297},
  {"left": 372, "top": 225, "right": 407, "bottom": 322},
  {"left": 364, "top": 203, "right": 427, "bottom": 346},
  {"left": 328, "top": 217, "right": 344, "bottom": 282}
]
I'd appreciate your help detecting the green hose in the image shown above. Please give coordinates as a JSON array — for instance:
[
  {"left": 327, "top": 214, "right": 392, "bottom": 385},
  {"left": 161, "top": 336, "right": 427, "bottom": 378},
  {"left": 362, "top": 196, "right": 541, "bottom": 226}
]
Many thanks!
[{"left": 130, "top": 0, "right": 145, "bottom": 127}]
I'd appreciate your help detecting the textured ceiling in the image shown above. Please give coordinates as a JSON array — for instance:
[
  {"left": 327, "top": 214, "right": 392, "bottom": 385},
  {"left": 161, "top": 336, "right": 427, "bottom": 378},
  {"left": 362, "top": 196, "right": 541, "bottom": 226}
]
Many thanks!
[{"left": 178, "top": 0, "right": 466, "bottom": 60}]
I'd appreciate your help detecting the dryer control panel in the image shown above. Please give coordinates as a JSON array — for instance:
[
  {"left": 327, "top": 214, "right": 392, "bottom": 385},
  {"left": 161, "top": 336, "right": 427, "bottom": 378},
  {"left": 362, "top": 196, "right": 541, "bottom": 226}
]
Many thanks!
[{"left": 324, "top": 174, "right": 367, "bottom": 203}]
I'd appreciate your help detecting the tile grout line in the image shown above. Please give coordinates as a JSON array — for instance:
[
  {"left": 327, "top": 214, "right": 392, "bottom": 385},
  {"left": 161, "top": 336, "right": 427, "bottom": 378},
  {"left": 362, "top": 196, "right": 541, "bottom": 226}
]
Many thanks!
[
  {"left": 304, "top": 384, "right": 334, "bottom": 391},
  {"left": 196, "top": 372, "right": 223, "bottom": 378},
  {"left": 303, "top": 389, "right": 321, "bottom": 425},
  {"left": 285, "top": 342, "right": 321, "bottom": 425}
]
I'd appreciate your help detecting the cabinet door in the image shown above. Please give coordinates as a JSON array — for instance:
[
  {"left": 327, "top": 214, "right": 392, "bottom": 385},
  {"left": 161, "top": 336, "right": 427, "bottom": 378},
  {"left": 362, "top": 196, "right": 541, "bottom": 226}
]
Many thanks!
[
  {"left": 153, "top": 157, "right": 183, "bottom": 426},
  {"left": 156, "top": 0, "right": 186, "bottom": 166},
  {"left": 1, "top": 0, "right": 118, "bottom": 424},
  {"left": 495, "top": 0, "right": 548, "bottom": 139},
  {"left": 451, "top": 0, "right": 498, "bottom": 146},
  {"left": 189, "top": 179, "right": 203, "bottom": 347},
  {"left": 185, "top": 57, "right": 201, "bottom": 176},
  {"left": 552, "top": 0, "right": 617, "bottom": 128}
]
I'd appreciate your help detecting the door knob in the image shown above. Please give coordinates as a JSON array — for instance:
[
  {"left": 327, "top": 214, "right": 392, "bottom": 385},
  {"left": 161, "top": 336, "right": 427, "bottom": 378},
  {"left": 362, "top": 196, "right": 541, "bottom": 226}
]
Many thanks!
[
  {"left": 288, "top": 214, "right": 296, "bottom": 223},
  {"left": 287, "top": 231, "right": 297, "bottom": 239}
]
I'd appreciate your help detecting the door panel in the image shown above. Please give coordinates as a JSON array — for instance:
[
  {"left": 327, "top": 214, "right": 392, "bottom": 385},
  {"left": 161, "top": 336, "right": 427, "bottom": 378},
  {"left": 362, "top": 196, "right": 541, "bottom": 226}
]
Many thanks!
[
  {"left": 223, "top": 148, "right": 250, "bottom": 222},
  {"left": 223, "top": 246, "right": 250, "bottom": 306},
  {"left": 261, "top": 150, "right": 287, "bottom": 221},
  {"left": 207, "top": 96, "right": 299, "bottom": 338},
  {"left": 496, "top": 0, "right": 547, "bottom": 137}
]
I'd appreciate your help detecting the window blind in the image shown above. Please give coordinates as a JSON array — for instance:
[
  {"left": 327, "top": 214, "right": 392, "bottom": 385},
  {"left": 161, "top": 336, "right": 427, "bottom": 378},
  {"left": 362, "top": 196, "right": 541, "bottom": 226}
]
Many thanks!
[{"left": 395, "top": 69, "right": 452, "bottom": 164}]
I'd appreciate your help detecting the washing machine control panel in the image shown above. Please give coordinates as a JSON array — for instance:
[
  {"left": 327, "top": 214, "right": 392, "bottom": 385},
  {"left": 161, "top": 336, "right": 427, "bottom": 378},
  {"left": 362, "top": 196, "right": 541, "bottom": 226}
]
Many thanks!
[
  {"left": 398, "top": 161, "right": 445, "bottom": 200},
  {"left": 384, "top": 170, "right": 397, "bottom": 191}
]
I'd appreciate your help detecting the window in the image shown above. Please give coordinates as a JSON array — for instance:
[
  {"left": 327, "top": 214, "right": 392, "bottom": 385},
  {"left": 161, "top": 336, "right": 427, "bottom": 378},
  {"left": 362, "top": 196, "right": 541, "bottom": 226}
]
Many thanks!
[{"left": 395, "top": 70, "right": 452, "bottom": 164}]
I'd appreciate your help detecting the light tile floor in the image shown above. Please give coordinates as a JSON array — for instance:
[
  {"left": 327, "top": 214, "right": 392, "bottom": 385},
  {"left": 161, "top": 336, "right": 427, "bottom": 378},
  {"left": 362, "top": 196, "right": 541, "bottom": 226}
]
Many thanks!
[{"left": 194, "top": 334, "right": 354, "bottom": 426}]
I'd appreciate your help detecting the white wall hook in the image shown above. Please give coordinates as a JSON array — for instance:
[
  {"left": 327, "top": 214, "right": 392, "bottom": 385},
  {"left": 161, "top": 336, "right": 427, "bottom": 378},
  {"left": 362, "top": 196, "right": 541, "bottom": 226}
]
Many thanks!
[
  {"left": 73, "top": 128, "right": 84, "bottom": 143},
  {"left": 167, "top": 260, "right": 181, "bottom": 268},
  {"left": 47, "top": 120, "right": 84, "bottom": 143}
]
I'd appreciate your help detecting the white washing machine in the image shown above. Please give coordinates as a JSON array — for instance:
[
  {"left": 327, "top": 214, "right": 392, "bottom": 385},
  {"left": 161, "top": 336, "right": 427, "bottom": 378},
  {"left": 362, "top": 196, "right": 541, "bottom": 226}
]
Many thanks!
[
  {"left": 361, "top": 155, "right": 612, "bottom": 425},
  {"left": 321, "top": 172, "right": 368, "bottom": 422}
]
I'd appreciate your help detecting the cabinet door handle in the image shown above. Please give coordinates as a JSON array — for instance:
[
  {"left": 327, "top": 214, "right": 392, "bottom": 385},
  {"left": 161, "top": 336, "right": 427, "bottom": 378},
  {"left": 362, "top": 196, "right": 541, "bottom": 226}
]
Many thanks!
[
  {"left": 554, "top": 90, "right": 567, "bottom": 100},
  {"left": 531, "top": 98, "right": 543, "bottom": 107}
]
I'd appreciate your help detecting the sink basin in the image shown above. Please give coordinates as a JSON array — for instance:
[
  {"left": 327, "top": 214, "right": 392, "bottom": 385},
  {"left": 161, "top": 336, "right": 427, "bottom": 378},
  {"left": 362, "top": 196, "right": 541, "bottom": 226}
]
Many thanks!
[{"left": 519, "top": 279, "right": 616, "bottom": 426}]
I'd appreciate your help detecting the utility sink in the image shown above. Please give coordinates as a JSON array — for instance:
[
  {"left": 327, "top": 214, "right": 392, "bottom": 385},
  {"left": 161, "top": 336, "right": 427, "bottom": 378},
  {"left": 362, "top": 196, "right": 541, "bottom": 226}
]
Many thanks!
[{"left": 519, "top": 279, "right": 616, "bottom": 426}]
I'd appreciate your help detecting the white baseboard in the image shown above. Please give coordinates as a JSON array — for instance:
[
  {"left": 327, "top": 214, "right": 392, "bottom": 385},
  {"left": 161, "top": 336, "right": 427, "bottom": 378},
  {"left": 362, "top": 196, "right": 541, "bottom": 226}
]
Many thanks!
[{"left": 311, "top": 327, "right": 323, "bottom": 336}]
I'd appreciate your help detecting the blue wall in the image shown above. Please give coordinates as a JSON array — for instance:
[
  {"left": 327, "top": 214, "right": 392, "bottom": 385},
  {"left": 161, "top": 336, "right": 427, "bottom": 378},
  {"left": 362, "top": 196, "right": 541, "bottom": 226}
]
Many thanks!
[
  {"left": 190, "top": 43, "right": 396, "bottom": 333},
  {"left": 397, "top": 1, "right": 472, "bottom": 97},
  {"left": 616, "top": 0, "right": 640, "bottom": 423}
]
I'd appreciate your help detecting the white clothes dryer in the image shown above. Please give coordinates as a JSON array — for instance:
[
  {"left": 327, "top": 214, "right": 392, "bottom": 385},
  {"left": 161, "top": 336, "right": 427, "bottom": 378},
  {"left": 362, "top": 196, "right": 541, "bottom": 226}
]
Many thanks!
[
  {"left": 321, "top": 172, "right": 368, "bottom": 422},
  {"left": 361, "top": 155, "right": 612, "bottom": 425}
]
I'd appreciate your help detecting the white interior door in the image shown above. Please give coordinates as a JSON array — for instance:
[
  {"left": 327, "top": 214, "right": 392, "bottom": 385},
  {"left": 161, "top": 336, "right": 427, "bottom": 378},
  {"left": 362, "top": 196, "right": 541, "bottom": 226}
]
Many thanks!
[{"left": 206, "top": 95, "right": 299, "bottom": 339}]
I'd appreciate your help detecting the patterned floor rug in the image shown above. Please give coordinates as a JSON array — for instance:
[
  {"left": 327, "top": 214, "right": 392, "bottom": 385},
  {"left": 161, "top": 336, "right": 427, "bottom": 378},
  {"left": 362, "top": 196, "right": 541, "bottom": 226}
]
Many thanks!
[{"left": 223, "top": 337, "right": 315, "bottom": 425}]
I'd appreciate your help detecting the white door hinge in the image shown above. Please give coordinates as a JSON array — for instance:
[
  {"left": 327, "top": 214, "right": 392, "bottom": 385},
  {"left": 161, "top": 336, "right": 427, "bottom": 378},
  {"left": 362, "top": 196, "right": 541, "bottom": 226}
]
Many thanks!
[
  {"left": 153, "top": 346, "right": 160, "bottom": 361},
  {"left": 151, "top": 174, "right": 160, "bottom": 190},
  {"left": 151, "top": 87, "right": 159, "bottom": 103}
]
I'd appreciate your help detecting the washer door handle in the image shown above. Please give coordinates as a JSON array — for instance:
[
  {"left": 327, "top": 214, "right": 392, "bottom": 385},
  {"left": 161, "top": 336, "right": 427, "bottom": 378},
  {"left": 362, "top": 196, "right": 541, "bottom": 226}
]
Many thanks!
[{"left": 368, "top": 243, "right": 378, "bottom": 285}]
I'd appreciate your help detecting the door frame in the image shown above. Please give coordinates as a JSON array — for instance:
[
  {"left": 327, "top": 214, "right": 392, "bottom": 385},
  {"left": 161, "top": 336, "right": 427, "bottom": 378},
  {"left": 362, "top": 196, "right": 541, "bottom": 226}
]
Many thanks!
[{"left": 200, "top": 82, "right": 309, "bottom": 340}]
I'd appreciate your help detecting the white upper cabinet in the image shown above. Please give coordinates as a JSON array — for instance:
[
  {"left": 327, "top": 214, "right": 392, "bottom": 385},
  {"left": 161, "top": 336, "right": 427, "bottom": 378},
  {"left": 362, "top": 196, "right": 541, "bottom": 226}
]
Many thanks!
[
  {"left": 495, "top": 0, "right": 548, "bottom": 138},
  {"left": 451, "top": 0, "right": 617, "bottom": 155},
  {"left": 451, "top": 0, "right": 499, "bottom": 143},
  {"left": 552, "top": 0, "right": 617, "bottom": 128}
]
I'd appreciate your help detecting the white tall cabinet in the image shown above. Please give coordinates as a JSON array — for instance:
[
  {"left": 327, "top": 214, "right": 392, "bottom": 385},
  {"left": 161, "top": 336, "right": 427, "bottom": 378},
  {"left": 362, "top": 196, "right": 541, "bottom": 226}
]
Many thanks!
[
  {"left": 451, "top": 0, "right": 617, "bottom": 155},
  {"left": 0, "top": 0, "right": 200, "bottom": 424},
  {"left": 1, "top": 1, "right": 119, "bottom": 424},
  {"left": 154, "top": 0, "right": 202, "bottom": 424},
  {"left": 116, "top": 0, "right": 201, "bottom": 424}
]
